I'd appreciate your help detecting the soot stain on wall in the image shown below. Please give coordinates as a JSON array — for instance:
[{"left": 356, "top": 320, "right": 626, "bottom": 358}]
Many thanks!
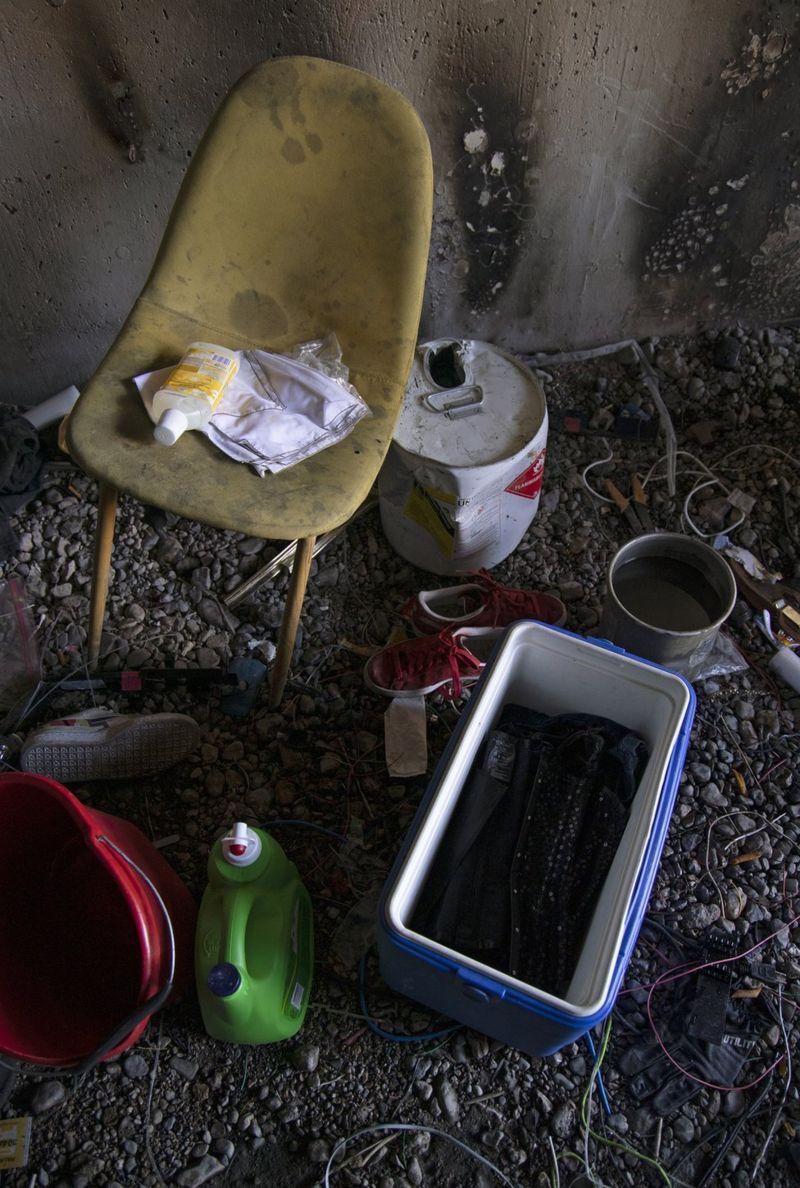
[
  {"left": 67, "top": 3, "right": 148, "bottom": 163},
  {"left": 638, "top": 3, "right": 800, "bottom": 325},
  {"left": 448, "top": 77, "right": 529, "bottom": 315}
]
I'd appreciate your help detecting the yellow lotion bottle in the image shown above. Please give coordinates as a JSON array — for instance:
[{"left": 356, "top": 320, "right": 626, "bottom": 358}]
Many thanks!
[{"left": 153, "top": 342, "right": 239, "bottom": 446}]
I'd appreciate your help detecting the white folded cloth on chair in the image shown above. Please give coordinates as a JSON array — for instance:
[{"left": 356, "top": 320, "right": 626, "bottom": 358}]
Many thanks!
[{"left": 134, "top": 345, "right": 371, "bottom": 476}]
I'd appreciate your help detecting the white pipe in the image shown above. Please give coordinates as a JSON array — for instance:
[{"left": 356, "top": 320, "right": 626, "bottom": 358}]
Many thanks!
[
  {"left": 21, "top": 385, "right": 80, "bottom": 430},
  {"left": 769, "top": 645, "right": 800, "bottom": 695}
]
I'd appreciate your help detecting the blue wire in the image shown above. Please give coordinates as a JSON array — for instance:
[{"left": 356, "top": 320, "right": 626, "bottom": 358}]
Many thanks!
[
  {"left": 585, "top": 1031, "right": 612, "bottom": 1116},
  {"left": 358, "top": 955, "right": 460, "bottom": 1044}
]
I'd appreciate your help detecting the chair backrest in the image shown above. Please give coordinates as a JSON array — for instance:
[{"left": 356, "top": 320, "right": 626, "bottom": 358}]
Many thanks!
[{"left": 142, "top": 56, "right": 433, "bottom": 380}]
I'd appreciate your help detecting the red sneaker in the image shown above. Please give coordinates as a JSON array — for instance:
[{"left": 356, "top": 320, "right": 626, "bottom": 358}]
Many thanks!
[
  {"left": 364, "top": 627, "right": 503, "bottom": 698},
  {"left": 400, "top": 569, "right": 566, "bottom": 635}
]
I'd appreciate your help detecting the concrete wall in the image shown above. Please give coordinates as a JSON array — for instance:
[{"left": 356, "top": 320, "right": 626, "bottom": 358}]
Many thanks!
[{"left": 2, "top": 0, "right": 799, "bottom": 404}]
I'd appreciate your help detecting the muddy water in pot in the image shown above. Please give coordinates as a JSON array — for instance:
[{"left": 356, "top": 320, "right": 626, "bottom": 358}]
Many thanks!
[{"left": 611, "top": 556, "right": 720, "bottom": 632}]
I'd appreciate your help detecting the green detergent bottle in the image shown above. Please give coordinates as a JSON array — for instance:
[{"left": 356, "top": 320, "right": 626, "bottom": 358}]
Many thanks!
[{"left": 196, "top": 823, "right": 313, "bottom": 1043}]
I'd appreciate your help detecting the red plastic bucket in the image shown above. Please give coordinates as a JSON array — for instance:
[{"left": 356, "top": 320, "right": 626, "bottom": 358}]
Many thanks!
[{"left": 0, "top": 773, "right": 196, "bottom": 1067}]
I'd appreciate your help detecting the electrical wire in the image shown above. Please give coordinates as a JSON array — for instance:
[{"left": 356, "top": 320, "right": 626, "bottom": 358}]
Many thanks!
[
  {"left": 581, "top": 439, "right": 615, "bottom": 504},
  {"left": 357, "top": 954, "right": 459, "bottom": 1044},
  {"left": 323, "top": 1122, "right": 522, "bottom": 1188},
  {"left": 548, "top": 1134, "right": 561, "bottom": 1188},
  {"left": 750, "top": 986, "right": 792, "bottom": 1179},
  {"left": 644, "top": 910, "right": 800, "bottom": 1092},
  {"left": 584, "top": 1031, "right": 611, "bottom": 1116},
  {"left": 579, "top": 1017, "right": 673, "bottom": 1187},
  {"left": 261, "top": 819, "right": 347, "bottom": 843}
]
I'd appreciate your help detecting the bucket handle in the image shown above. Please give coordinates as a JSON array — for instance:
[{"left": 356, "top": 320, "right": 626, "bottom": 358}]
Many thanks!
[
  {"left": 69, "top": 835, "right": 177, "bottom": 1080},
  {"left": 423, "top": 385, "right": 484, "bottom": 419}
]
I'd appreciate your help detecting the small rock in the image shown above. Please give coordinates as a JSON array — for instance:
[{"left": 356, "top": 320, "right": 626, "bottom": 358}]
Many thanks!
[
  {"left": 551, "top": 1101, "right": 576, "bottom": 1139},
  {"left": 559, "top": 581, "right": 584, "bottom": 602},
  {"left": 191, "top": 566, "right": 212, "bottom": 590},
  {"left": 31, "top": 1080, "right": 66, "bottom": 1115},
  {"left": 316, "top": 565, "right": 340, "bottom": 588},
  {"left": 52, "top": 583, "right": 72, "bottom": 599},
  {"left": 308, "top": 1139, "right": 330, "bottom": 1163},
  {"left": 723, "top": 1090, "right": 745, "bottom": 1118},
  {"left": 691, "top": 762, "right": 712, "bottom": 784},
  {"left": 714, "top": 335, "right": 742, "bottom": 370},
  {"left": 205, "top": 769, "right": 225, "bottom": 796},
  {"left": 175, "top": 1155, "right": 225, "bottom": 1187},
  {"left": 291, "top": 1044, "right": 319, "bottom": 1073},
  {"left": 198, "top": 598, "right": 235, "bottom": 632},
  {"left": 608, "top": 1113, "right": 629, "bottom": 1135},
  {"left": 734, "top": 699, "right": 755, "bottom": 720},
  {"left": 238, "top": 538, "right": 265, "bottom": 555},
  {"left": 434, "top": 1075, "right": 459, "bottom": 1124},
  {"left": 655, "top": 348, "right": 687, "bottom": 378},
  {"left": 170, "top": 1056, "right": 199, "bottom": 1082},
  {"left": 683, "top": 902, "right": 721, "bottom": 930},
  {"left": 212, "top": 1139, "right": 235, "bottom": 1162},
  {"left": 222, "top": 739, "right": 245, "bottom": 762},
  {"left": 724, "top": 887, "right": 747, "bottom": 920},
  {"left": 122, "top": 1054, "right": 149, "bottom": 1080},
  {"left": 320, "top": 753, "right": 341, "bottom": 775},
  {"left": 701, "top": 783, "right": 727, "bottom": 809},
  {"left": 673, "top": 1115, "right": 695, "bottom": 1144},
  {"left": 157, "top": 535, "right": 182, "bottom": 567}
]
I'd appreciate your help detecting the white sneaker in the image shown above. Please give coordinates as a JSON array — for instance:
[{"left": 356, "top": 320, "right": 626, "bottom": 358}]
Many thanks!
[{"left": 20, "top": 708, "right": 200, "bottom": 782}]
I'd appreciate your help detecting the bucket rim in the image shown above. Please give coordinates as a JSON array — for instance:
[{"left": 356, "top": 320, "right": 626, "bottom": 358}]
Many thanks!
[
  {"left": 393, "top": 340, "right": 548, "bottom": 474},
  {"left": 0, "top": 773, "right": 157, "bottom": 1066}
]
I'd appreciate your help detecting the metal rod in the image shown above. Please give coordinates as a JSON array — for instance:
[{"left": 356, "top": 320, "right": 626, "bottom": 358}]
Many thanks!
[{"left": 223, "top": 499, "right": 377, "bottom": 608}]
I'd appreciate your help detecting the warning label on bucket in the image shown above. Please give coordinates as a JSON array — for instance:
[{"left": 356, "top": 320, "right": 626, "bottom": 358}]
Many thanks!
[
  {"left": 404, "top": 482, "right": 457, "bottom": 558},
  {"left": 403, "top": 481, "right": 503, "bottom": 561},
  {"left": 505, "top": 448, "right": 547, "bottom": 500}
]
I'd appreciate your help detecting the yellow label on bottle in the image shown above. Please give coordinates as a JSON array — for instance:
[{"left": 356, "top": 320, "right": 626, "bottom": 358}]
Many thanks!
[{"left": 163, "top": 346, "right": 238, "bottom": 404}]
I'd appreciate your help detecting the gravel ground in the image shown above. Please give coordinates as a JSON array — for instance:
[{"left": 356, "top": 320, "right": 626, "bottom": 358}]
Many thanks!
[{"left": 3, "top": 323, "right": 800, "bottom": 1188}]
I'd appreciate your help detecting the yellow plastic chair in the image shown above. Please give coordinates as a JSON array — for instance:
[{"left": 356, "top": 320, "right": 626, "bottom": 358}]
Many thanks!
[{"left": 67, "top": 56, "right": 432, "bottom": 705}]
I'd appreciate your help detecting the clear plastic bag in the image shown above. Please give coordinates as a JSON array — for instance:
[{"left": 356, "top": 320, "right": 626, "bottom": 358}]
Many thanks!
[
  {"left": 669, "top": 630, "right": 748, "bottom": 682},
  {"left": 287, "top": 332, "right": 359, "bottom": 396},
  {"left": 0, "top": 579, "right": 39, "bottom": 715}
]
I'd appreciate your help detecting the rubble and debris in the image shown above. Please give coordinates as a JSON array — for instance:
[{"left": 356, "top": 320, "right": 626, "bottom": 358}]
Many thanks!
[{"left": 4, "top": 324, "right": 800, "bottom": 1186}]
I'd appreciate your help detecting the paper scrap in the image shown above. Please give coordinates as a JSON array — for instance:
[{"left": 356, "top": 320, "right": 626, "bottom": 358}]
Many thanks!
[
  {"left": 384, "top": 695, "right": 428, "bottom": 778},
  {"left": 0, "top": 1117, "right": 31, "bottom": 1170}
]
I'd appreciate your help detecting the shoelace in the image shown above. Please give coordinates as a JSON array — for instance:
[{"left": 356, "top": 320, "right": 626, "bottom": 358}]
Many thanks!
[
  {"left": 394, "top": 629, "right": 484, "bottom": 698},
  {"left": 474, "top": 569, "right": 540, "bottom": 626}
]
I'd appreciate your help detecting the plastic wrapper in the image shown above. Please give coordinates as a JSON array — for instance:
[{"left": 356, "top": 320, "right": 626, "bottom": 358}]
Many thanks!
[
  {"left": 669, "top": 630, "right": 748, "bottom": 682},
  {"left": 287, "top": 332, "right": 357, "bottom": 393},
  {"left": 0, "top": 579, "right": 39, "bottom": 717}
]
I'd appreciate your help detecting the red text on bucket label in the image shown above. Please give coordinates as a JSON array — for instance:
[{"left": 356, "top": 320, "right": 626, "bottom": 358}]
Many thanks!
[{"left": 505, "top": 448, "right": 547, "bottom": 500}]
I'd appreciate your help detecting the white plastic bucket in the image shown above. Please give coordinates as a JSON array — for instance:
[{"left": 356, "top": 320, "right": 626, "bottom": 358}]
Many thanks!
[{"left": 379, "top": 340, "right": 548, "bottom": 575}]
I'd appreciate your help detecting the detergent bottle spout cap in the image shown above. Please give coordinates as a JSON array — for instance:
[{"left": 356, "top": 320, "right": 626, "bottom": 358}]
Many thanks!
[{"left": 221, "top": 822, "right": 261, "bottom": 866}]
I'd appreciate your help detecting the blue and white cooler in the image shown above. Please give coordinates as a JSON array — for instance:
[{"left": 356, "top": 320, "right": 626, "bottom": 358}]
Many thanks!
[{"left": 378, "top": 621, "right": 695, "bottom": 1057}]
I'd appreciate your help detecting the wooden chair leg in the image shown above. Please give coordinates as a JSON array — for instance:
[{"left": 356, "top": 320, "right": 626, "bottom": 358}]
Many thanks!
[
  {"left": 268, "top": 535, "right": 316, "bottom": 708},
  {"left": 88, "top": 482, "right": 118, "bottom": 668}
]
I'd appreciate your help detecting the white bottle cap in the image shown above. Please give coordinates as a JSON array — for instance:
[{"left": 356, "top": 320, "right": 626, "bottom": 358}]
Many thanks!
[
  {"left": 154, "top": 407, "right": 189, "bottom": 446},
  {"left": 221, "top": 822, "right": 262, "bottom": 867}
]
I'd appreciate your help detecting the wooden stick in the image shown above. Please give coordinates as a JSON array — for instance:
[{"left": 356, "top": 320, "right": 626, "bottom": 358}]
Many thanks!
[
  {"left": 88, "top": 482, "right": 118, "bottom": 668},
  {"left": 268, "top": 535, "right": 316, "bottom": 707}
]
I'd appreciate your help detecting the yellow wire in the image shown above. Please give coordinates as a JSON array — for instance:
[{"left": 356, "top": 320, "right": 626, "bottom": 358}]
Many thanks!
[{"left": 580, "top": 1018, "right": 673, "bottom": 1187}]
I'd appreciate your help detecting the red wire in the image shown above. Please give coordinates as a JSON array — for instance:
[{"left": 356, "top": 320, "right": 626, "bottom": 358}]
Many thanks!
[{"left": 642, "top": 912, "right": 800, "bottom": 1092}]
